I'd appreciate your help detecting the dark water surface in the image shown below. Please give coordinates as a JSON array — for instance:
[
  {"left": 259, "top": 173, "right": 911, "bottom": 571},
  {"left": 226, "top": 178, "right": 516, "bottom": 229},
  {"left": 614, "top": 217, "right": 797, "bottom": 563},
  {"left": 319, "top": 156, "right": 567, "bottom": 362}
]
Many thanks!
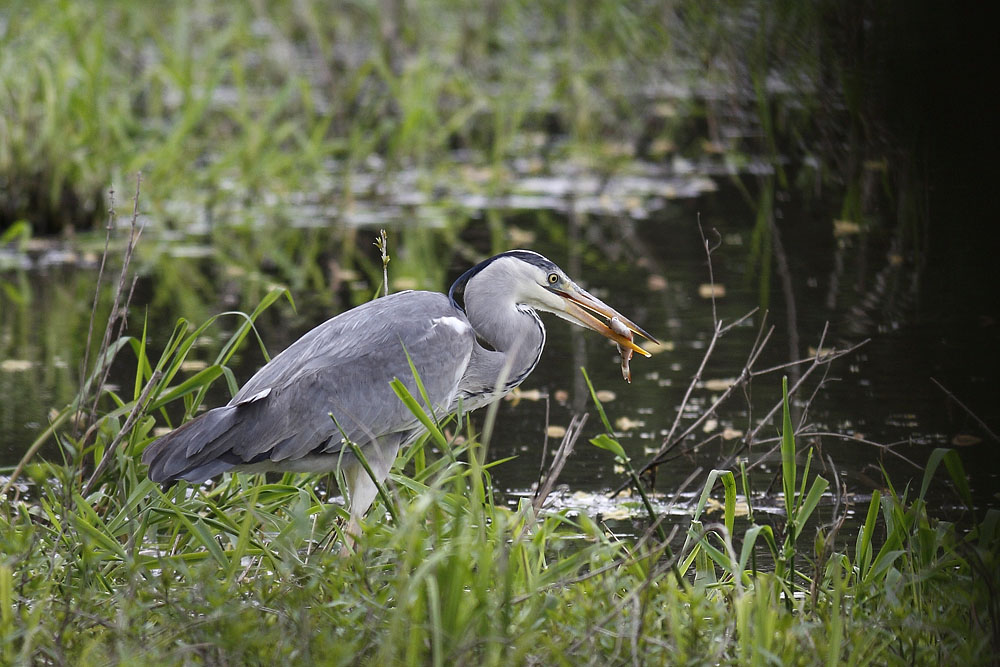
[{"left": 3, "top": 175, "right": 998, "bottom": 537}]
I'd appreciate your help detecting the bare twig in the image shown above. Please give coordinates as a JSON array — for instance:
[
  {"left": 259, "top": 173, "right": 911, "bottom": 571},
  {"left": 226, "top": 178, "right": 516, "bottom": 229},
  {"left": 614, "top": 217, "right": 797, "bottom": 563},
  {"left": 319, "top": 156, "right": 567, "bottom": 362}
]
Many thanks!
[
  {"left": 82, "top": 371, "right": 163, "bottom": 496},
  {"left": 622, "top": 320, "right": 866, "bottom": 498},
  {"left": 741, "top": 430, "right": 922, "bottom": 473},
  {"left": 533, "top": 393, "right": 553, "bottom": 497},
  {"left": 743, "top": 337, "right": 869, "bottom": 449},
  {"left": 533, "top": 413, "right": 587, "bottom": 513},
  {"left": 796, "top": 353, "right": 837, "bottom": 434},
  {"left": 606, "top": 222, "right": 868, "bottom": 548},
  {"left": 640, "top": 220, "right": 762, "bottom": 476},
  {"left": 84, "top": 174, "right": 145, "bottom": 437},
  {"left": 698, "top": 214, "right": 722, "bottom": 325},
  {"left": 3, "top": 175, "right": 145, "bottom": 496},
  {"left": 931, "top": 377, "right": 1000, "bottom": 443},
  {"left": 76, "top": 187, "right": 117, "bottom": 438},
  {"left": 660, "top": 310, "right": 760, "bottom": 453}
]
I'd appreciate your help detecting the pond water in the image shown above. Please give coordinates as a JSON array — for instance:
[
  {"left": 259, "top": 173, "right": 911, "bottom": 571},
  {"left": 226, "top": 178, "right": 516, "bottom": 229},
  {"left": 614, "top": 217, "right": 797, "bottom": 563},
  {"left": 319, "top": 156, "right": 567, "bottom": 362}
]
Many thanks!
[{"left": 2, "top": 170, "right": 998, "bottom": 540}]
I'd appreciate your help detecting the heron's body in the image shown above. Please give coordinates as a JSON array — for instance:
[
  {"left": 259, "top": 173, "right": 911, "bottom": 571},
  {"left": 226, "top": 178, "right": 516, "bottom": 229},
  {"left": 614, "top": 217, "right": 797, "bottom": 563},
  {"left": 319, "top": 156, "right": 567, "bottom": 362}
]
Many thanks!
[{"left": 143, "top": 250, "right": 655, "bottom": 536}]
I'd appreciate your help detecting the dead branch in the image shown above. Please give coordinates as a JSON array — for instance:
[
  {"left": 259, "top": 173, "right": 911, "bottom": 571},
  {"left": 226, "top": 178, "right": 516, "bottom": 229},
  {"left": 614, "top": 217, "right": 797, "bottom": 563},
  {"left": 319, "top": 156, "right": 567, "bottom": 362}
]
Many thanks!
[
  {"left": 739, "top": 430, "right": 921, "bottom": 475},
  {"left": 931, "top": 377, "right": 1000, "bottom": 443},
  {"left": 82, "top": 370, "right": 162, "bottom": 496},
  {"left": 615, "top": 216, "right": 869, "bottom": 500},
  {"left": 533, "top": 413, "right": 588, "bottom": 513},
  {"left": 84, "top": 174, "right": 145, "bottom": 440}
]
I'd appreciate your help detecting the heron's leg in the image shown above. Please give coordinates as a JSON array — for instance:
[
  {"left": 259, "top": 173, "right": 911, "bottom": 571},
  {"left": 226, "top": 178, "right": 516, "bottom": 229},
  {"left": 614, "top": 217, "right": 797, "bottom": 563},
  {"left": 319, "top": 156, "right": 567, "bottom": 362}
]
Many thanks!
[{"left": 340, "top": 439, "right": 399, "bottom": 552}]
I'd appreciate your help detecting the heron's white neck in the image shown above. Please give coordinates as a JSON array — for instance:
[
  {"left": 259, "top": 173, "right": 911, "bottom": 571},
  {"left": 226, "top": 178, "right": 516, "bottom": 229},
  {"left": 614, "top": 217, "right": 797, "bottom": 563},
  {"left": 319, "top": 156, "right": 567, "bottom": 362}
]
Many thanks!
[{"left": 462, "top": 262, "right": 546, "bottom": 386}]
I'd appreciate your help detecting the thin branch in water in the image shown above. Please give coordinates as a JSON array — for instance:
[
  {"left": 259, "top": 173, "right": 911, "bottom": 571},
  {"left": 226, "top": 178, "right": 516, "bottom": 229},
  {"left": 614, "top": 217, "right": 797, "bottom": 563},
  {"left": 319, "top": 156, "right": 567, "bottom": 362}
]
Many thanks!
[
  {"left": 533, "top": 393, "right": 553, "bottom": 498},
  {"left": 629, "top": 325, "right": 867, "bottom": 494},
  {"left": 745, "top": 431, "right": 922, "bottom": 472},
  {"left": 797, "top": 353, "right": 838, "bottom": 434},
  {"left": 697, "top": 214, "right": 722, "bottom": 326},
  {"left": 636, "top": 308, "right": 763, "bottom": 477},
  {"left": 533, "top": 413, "right": 587, "bottom": 514},
  {"left": 3, "top": 175, "right": 146, "bottom": 495},
  {"left": 645, "top": 219, "right": 761, "bottom": 473},
  {"left": 85, "top": 174, "right": 145, "bottom": 440},
  {"left": 742, "top": 337, "right": 869, "bottom": 450},
  {"left": 76, "top": 187, "right": 117, "bottom": 438},
  {"left": 931, "top": 377, "right": 1000, "bottom": 443}
]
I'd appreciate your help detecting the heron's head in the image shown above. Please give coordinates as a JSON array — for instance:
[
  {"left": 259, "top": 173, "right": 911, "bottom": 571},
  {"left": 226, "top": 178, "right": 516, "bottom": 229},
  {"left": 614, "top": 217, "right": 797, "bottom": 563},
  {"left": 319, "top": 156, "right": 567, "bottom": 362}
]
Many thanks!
[{"left": 450, "top": 250, "right": 658, "bottom": 357}]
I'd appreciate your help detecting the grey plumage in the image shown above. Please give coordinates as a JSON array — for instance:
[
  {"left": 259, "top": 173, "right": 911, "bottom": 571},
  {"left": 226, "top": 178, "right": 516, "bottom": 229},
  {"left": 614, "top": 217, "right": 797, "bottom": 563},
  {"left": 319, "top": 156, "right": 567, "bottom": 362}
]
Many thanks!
[{"left": 142, "top": 250, "right": 656, "bottom": 536}]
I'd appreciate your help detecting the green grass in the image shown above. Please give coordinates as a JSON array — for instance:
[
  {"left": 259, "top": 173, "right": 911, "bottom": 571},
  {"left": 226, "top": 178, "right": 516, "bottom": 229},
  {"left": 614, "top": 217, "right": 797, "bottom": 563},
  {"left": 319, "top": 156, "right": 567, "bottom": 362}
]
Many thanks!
[
  {"left": 0, "top": 0, "right": 675, "bottom": 232},
  {"left": 0, "top": 2, "right": 991, "bottom": 662},
  {"left": 1, "top": 287, "right": 996, "bottom": 664}
]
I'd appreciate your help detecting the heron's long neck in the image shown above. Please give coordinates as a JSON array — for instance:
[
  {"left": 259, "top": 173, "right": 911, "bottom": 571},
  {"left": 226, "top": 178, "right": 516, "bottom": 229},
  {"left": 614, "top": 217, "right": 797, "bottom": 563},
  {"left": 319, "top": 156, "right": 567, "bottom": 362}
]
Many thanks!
[{"left": 463, "top": 281, "right": 546, "bottom": 391}]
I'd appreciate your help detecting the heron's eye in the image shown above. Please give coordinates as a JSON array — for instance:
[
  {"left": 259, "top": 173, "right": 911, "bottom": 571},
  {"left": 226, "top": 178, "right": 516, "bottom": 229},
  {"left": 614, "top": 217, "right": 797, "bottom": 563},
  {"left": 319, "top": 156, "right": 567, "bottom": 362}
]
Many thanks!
[{"left": 547, "top": 273, "right": 559, "bottom": 285}]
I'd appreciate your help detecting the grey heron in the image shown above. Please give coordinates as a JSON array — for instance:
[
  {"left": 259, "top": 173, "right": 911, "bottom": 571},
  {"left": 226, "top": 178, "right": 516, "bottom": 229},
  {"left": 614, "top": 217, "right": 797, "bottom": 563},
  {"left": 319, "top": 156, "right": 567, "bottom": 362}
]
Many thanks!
[{"left": 142, "top": 249, "right": 656, "bottom": 538}]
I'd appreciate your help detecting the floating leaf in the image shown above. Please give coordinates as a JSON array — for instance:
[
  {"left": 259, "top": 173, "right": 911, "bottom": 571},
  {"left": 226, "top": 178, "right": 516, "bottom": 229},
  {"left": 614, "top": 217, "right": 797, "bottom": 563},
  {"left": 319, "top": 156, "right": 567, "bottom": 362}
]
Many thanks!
[
  {"left": 703, "top": 378, "right": 736, "bottom": 391},
  {"left": 505, "top": 387, "right": 545, "bottom": 405},
  {"left": 507, "top": 227, "right": 536, "bottom": 246},
  {"left": 391, "top": 277, "right": 419, "bottom": 290},
  {"left": 595, "top": 390, "right": 616, "bottom": 402},
  {"left": 0, "top": 360, "right": 33, "bottom": 372},
  {"left": 614, "top": 416, "right": 644, "bottom": 431},
  {"left": 179, "top": 359, "right": 208, "bottom": 372},
  {"left": 833, "top": 219, "right": 861, "bottom": 236},
  {"left": 546, "top": 425, "right": 567, "bottom": 439},
  {"left": 649, "top": 138, "right": 674, "bottom": 156},
  {"left": 642, "top": 340, "right": 674, "bottom": 355},
  {"left": 951, "top": 433, "right": 982, "bottom": 447},
  {"left": 702, "top": 497, "right": 724, "bottom": 513},
  {"left": 647, "top": 274, "right": 668, "bottom": 291},
  {"left": 698, "top": 284, "right": 725, "bottom": 299},
  {"left": 703, "top": 497, "right": 750, "bottom": 517}
]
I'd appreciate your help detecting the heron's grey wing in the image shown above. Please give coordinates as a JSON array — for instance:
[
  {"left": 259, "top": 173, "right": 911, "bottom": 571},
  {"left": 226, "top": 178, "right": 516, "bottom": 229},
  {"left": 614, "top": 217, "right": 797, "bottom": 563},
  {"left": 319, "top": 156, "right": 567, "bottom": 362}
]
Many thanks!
[{"left": 143, "top": 291, "right": 475, "bottom": 482}]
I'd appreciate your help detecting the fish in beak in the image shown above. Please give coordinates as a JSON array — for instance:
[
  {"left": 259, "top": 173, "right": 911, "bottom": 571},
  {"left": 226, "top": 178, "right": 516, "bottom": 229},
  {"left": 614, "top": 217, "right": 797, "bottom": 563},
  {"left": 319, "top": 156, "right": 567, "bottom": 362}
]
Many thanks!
[
  {"left": 610, "top": 317, "right": 634, "bottom": 382},
  {"left": 548, "top": 283, "right": 658, "bottom": 358}
]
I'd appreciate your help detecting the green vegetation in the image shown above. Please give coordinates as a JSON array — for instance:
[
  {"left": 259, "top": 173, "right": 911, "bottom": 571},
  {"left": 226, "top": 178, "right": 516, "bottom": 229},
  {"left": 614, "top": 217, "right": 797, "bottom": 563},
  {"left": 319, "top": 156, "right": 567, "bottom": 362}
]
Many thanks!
[
  {"left": 1, "top": 0, "right": 678, "bottom": 232},
  {"left": 2, "top": 1, "right": 994, "bottom": 664},
  {"left": 1, "top": 274, "right": 996, "bottom": 663}
]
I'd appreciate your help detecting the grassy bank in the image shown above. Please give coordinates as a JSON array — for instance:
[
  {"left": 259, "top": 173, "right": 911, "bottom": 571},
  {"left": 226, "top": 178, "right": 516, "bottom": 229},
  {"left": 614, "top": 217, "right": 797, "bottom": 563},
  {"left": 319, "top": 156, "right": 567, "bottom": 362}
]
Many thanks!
[{"left": 1, "top": 388, "right": 995, "bottom": 663}]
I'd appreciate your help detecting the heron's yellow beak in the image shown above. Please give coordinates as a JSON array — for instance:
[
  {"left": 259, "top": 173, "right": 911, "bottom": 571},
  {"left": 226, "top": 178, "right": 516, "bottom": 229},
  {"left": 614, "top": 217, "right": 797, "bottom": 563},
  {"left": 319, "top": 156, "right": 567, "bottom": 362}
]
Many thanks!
[{"left": 551, "top": 285, "right": 658, "bottom": 357}]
